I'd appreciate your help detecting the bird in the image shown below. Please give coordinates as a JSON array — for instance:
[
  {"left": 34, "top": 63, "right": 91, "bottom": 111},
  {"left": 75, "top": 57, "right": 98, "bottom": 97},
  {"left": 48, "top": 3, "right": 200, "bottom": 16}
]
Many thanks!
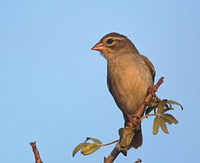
[{"left": 91, "top": 32, "right": 155, "bottom": 149}]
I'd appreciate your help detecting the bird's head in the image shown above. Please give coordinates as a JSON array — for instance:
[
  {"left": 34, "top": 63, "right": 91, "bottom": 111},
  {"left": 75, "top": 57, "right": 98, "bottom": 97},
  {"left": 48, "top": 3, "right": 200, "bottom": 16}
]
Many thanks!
[{"left": 91, "top": 32, "right": 138, "bottom": 60}]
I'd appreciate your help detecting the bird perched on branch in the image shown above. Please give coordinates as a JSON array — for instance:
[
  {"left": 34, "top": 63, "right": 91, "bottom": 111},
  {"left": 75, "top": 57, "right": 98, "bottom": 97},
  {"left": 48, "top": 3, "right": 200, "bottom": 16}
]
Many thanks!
[{"left": 91, "top": 32, "right": 155, "bottom": 149}]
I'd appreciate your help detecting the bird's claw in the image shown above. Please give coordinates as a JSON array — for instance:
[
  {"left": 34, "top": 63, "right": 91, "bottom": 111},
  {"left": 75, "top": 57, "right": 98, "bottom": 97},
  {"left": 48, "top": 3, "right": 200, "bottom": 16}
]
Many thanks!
[
  {"left": 126, "top": 114, "right": 140, "bottom": 129},
  {"left": 147, "top": 87, "right": 157, "bottom": 98}
]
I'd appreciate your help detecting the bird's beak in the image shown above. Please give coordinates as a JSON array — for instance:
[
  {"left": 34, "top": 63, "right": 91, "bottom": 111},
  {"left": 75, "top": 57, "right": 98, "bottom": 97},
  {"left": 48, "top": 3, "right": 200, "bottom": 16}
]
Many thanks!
[{"left": 91, "top": 42, "right": 105, "bottom": 51}]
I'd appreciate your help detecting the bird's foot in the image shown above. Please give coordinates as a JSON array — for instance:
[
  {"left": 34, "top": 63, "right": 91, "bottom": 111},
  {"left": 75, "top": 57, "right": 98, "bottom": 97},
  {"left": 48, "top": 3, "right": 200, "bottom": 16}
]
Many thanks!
[
  {"left": 147, "top": 87, "right": 158, "bottom": 98},
  {"left": 126, "top": 114, "right": 140, "bottom": 129}
]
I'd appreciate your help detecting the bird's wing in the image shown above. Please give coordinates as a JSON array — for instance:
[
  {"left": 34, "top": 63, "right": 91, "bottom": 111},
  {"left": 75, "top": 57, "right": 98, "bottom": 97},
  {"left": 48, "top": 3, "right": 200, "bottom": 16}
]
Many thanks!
[{"left": 142, "top": 55, "right": 156, "bottom": 82}]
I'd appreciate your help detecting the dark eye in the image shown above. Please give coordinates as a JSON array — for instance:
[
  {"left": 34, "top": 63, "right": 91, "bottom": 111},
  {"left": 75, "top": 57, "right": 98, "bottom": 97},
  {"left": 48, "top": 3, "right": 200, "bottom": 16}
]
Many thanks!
[{"left": 106, "top": 39, "right": 113, "bottom": 44}]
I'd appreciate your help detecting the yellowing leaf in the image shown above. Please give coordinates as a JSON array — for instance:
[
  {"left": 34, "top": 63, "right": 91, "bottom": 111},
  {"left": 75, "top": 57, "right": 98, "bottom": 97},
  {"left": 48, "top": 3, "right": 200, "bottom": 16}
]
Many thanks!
[
  {"left": 150, "top": 100, "right": 160, "bottom": 107},
  {"left": 119, "top": 137, "right": 126, "bottom": 147},
  {"left": 72, "top": 143, "right": 89, "bottom": 157},
  {"left": 160, "top": 117, "right": 169, "bottom": 134},
  {"left": 161, "top": 116, "right": 173, "bottom": 125},
  {"left": 125, "top": 129, "right": 135, "bottom": 146},
  {"left": 157, "top": 100, "right": 168, "bottom": 114},
  {"left": 81, "top": 143, "right": 100, "bottom": 155},
  {"left": 153, "top": 117, "right": 160, "bottom": 135},
  {"left": 162, "top": 113, "right": 178, "bottom": 124},
  {"left": 167, "top": 100, "right": 183, "bottom": 110},
  {"left": 86, "top": 137, "right": 102, "bottom": 144}
]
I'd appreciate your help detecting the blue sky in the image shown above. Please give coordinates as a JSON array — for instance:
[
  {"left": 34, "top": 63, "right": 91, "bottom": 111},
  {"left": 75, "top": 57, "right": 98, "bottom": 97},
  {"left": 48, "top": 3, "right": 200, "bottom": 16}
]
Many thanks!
[{"left": 0, "top": 0, "right": 200, "bottom": 162}]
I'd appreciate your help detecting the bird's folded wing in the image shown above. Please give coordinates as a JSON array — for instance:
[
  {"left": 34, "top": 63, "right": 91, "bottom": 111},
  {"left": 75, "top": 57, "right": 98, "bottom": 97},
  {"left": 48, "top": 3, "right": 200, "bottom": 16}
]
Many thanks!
[{"left": 142, "top": 55, "right": 156, "bottom": 82}]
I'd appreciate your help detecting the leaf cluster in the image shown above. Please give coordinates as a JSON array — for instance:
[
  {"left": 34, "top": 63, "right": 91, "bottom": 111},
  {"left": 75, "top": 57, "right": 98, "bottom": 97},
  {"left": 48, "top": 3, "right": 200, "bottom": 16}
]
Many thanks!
[
  {"left": 73, "top": 99, "right": 183, "bottom": 158},
  {"left": 118, "top": 128, "right": 135, "bottom": 156},
  {"left": 72, "top": 137, "right": 102, "bottom": 157},
  {"left": 145, "top": 99, "right": 183, "bottom": 135}
]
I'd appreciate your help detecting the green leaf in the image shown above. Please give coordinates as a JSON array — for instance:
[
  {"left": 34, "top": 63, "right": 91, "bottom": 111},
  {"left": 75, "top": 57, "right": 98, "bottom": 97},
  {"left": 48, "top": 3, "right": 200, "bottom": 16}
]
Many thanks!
[
  {"left": 167, "top": 100, "right": 183, "bottom": 110},
  {"left": 81, "top": 143, "right": 100, "bottom": 155},
  {"left": 157, "top": 100, "right": 168, "bottom": 114},
  {"left": 149, "top": 100, "right": 159, "bottom": 107},
  {"left": 119, "top": 128, "right": 126, "bottom": 147},
  {"left": 72, "top": 143, "right": 89, "bottom": 157},
  {"left": 86, "top": 137, "right": 102, "bottom": 144},
  {"left": 161, "top": 115, "right": 172, "bottom": 125},
  {"left": 160, "top": 117, "right": 169, "bottom": 134},
  {"left": 125, "top": 129, "right": 135, "bottom": 146},
  {"left": 119, "top": 137, "right": 127, "bottom": 147},
  {"left": 160, "top": 107, "right": 174, "bottom": 114},
  {"left": 118, "top": 128, "right": 124, "bottom": 138},
  {"left": 162, "top": 113, "right": 178, "bottom": 124},
  {"left": 153, "top": 117, "right": 160, "bottom": 135}
]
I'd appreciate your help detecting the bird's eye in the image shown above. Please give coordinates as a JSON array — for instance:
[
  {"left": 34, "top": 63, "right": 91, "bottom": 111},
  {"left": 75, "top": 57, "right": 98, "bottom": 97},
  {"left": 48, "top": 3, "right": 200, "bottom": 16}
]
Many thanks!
[{"left": 106, "top": 39, "right": 114, "bottom": 44}]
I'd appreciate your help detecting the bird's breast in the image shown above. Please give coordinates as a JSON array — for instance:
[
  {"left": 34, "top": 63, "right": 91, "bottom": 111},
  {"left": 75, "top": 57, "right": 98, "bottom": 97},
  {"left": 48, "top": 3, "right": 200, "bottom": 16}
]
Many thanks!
[{"left": 107, "top": 54, "right": 153, "bottom": 115}]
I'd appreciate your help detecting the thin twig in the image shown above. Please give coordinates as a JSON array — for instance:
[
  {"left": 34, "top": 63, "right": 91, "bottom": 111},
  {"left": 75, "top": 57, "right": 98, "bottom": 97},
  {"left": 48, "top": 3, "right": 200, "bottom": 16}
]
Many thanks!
[
  {"left": 29, "top": 141, "right": 43, "bottom": 163},
  {"left": 139, "top": 114, "right": 157, "bottom": 122},
  {"left": 99, "top": 140, "right": 119, "bottom": 146},
  {"left": 104, "top": 77, "right": 164, "bottom": 163}
]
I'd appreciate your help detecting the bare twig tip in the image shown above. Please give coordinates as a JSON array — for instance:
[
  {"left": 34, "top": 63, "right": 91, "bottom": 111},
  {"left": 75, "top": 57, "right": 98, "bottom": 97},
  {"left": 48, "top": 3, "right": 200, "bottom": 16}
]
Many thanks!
[
  {"left": 29, "top": 141, "right": 43, "bottom": 163},
  {"left": 134, "top": 158, "right": 142, "bottom": 163}
]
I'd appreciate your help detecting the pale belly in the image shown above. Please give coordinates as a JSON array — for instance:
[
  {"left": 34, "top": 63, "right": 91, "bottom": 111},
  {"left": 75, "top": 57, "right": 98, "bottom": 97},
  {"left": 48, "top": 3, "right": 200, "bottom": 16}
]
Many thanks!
[{"left": 107, "top": 56, "right": 153, "bottom": 115}]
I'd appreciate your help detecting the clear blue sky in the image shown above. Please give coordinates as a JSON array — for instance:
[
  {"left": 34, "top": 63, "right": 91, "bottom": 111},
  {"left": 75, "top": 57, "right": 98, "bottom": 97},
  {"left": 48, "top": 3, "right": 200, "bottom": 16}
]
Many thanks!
[{"left": 0, "top": 0, "right": 199, "bottom": 162}]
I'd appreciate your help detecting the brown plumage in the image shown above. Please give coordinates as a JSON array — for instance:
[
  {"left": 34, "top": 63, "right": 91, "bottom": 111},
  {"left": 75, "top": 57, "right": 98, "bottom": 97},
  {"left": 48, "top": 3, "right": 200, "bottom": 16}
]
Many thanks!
[{"left": 92, "top": 32, "right": 155, "bottom": 149}]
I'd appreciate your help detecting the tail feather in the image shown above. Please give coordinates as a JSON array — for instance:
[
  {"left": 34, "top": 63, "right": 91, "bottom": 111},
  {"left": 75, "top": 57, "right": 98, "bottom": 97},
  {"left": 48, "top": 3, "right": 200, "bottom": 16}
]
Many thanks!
[
  {"left": 123, "top": 113, "right": 143, "bottom": 149},
  {"left": 131, "top": 128, "right": 143, "bottom": 149}
]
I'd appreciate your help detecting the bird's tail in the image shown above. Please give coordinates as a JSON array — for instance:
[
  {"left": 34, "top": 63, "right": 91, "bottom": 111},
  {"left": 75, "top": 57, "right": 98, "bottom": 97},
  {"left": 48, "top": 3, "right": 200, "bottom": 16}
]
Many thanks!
[
  {"left": 123, "top": 113, "right": 143, "bottom": 149},
  {"left": 129, "top": 123, "right": 143, "bottom": 149},
  {"left": 132, "top": 128, "right": 143, "bottom": 149}
]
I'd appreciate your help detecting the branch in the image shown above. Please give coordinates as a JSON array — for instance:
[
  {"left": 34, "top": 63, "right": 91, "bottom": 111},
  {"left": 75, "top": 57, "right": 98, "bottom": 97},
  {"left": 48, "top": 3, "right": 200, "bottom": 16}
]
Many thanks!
[
  {"left": 104, "top": 77, "right": 164, "bottom": 163},
  {"left": 139, "top": 114, "right": 157, "bottom": 122},
  {"left": 104, "top": 143, "right": 121, "bottom": 163},
  {"left": 135, "top": 77, "right": 164, "bottom": 118},
  {"left": 29, "top": 141, "right": 43, "bottom": 163}
]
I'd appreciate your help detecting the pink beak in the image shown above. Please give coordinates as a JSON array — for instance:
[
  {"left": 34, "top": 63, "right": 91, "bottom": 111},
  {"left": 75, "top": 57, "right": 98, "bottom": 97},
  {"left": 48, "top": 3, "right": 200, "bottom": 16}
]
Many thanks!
[{"left": 91, "top": 42, "right": 105, "bottom": 51}]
